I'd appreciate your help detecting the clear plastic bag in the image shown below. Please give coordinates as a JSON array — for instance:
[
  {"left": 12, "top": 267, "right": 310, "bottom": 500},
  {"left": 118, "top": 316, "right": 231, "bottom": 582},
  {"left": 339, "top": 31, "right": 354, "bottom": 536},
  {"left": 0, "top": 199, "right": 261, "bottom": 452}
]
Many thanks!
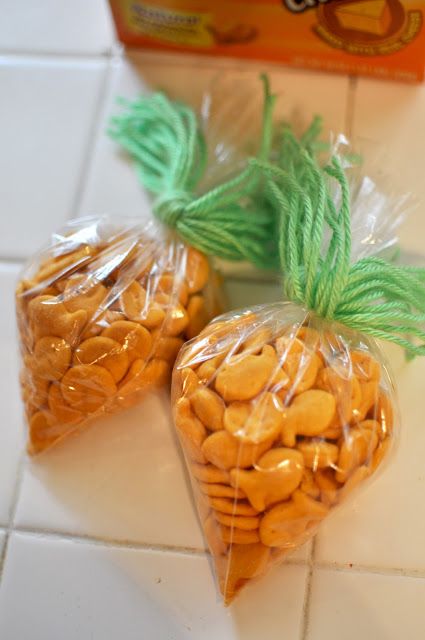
[
  {"left": 16, "top": 75, "right": 279, "bottom": 455},
  {"left": 169, "top": 123, "right": 421, "bottom": 604},
  {"left": 172, "top": 303, "right": 396, "bottom": 604},
  {"left": 17, "top": 216, "right": 222, "bottom": 454}
]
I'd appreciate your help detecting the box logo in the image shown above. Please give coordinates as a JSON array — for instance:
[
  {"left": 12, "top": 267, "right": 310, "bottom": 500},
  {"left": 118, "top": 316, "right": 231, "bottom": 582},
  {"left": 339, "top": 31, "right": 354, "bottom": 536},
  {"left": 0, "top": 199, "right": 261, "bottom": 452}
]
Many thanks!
[{"left": 314, "top": 0, "right": 422, "bottom": 55}]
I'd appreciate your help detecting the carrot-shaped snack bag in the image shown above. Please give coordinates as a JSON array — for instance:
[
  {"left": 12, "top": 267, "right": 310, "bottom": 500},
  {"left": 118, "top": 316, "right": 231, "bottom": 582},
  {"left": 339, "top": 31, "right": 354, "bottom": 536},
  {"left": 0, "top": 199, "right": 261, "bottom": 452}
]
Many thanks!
[
  {"left": 17, "top": 76, "right": 279, "bottom": 455},
  {"left": 171, "top": 126, "right": 425, "bottom": 603}
]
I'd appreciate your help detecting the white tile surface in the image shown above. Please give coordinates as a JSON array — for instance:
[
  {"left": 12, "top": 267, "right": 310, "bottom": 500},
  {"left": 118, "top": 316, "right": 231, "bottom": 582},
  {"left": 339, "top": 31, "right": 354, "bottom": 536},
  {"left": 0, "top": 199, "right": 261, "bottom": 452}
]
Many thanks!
[
  {"left": 0, "top": 532, "right": 308, "bottom": 640},
  {"left": 15, "top": 392, "right": 205, "bottom": 550},
  {"left": 316, "top": 355, "right": 425, "bottom": 571},
  {"left": 0, "top": 58, "right": 107, "bottom": 259},
  {"left": 307, "top": 568, "right": 425, "bottom": 640},
  {"left": 0, "top": 264, "right": 24, "bottom": 525},
  {"left": 0, "top": 0, "right": 115, "bottom": 55},
  {"left": 79, "top": 52, "right": 349, "bottom": 221}
]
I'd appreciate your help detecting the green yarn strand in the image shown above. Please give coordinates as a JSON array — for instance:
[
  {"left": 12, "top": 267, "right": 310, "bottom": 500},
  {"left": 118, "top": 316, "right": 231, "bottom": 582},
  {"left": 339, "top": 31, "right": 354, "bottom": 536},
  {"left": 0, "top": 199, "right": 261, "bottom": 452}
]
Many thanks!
[
  {"left": 109, "top": 75, "right": 277, "bottom": 270},
  {"left": 255, "top": 132, "right": 425, "bottom": 357}
]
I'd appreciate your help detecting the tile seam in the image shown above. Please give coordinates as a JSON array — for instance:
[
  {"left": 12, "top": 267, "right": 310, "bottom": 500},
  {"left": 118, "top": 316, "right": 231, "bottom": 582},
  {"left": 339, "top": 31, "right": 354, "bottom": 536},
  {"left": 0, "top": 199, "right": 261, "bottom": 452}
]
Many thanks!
[
  {"left": 314, "top": 559, "right": 425, "bottom": 580},
  {"left": 0, "top": 455, "right": 26, "bottom": 586},
  {"left": 0, "top": 51, "right": 114, "bottom": 62},
  {"left": 300, "top": 538, "right": 316, "bottom": 640},
  {"left": 10, "top": 526, "right": 311, "bottom": 567}
]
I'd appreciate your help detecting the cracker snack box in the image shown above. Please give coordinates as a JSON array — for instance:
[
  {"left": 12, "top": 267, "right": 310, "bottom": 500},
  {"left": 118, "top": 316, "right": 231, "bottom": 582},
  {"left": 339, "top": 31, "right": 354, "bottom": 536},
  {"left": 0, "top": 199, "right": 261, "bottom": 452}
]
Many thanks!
[{"left": 109, "top": 0, "right": 425, "bottom": 81}]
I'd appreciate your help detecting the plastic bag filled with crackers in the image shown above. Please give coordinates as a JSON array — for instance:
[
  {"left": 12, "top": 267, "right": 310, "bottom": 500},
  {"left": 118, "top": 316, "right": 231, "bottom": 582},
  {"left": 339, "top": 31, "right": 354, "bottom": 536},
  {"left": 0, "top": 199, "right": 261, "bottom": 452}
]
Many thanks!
[
  {"left": 16, "top": 76, "right": 279, "bottom": 455},
  {"left": 171, "top": 130, "right": 425, "bottom": 604}
]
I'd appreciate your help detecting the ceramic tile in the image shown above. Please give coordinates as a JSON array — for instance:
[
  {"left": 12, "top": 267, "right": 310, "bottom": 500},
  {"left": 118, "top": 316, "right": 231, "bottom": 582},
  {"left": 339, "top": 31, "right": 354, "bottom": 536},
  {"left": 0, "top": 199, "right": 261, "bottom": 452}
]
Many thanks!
[
  {"left": 288, "top": 539, "right": 312, "bottom": 563},
  {"left": 353, "top": 79, "right": 425, "bottom": 255},
  {"left": 14, "top": 391, "right": 205, "bottom": 548},
  {"left": 0, "top": 0, "right": 115, "bottom": 55},
  {"left": 307, "top": 567, "right": 425, "bottom": 640},
  {"left": 0, "top": 264, "right": 25, "bottom": 525},
  {"left": 15, "top": 391, "right": 206, "bottom": 549},
  {"left": 79, "top": 53, "right": 349, "bottom": 227},
  {"left": 0, "top": 58, "right": 107, "bottom": 259},
  {"left": 315, "top": 354, "right": 425, "bottom": 571},
  {"left": 0, "top": 532, "right": 308, "bottom": 640}
]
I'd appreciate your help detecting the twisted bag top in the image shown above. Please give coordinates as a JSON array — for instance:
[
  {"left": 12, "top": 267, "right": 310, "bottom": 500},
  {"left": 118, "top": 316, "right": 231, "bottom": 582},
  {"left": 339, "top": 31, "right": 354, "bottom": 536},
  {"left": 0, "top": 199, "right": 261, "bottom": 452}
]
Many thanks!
[
  {"left": 109, "top": 75, "right": 279, "bottom": 270},
  {"left": 254, "top": 127, "right": 425, "bottom": 356}
]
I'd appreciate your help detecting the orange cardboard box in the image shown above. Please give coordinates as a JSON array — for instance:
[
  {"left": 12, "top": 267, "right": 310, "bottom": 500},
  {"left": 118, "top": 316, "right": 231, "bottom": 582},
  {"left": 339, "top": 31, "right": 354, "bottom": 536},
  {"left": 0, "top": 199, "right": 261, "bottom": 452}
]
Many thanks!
[{"left": 109, "top": 0, "right": 425, "bottom": 81}]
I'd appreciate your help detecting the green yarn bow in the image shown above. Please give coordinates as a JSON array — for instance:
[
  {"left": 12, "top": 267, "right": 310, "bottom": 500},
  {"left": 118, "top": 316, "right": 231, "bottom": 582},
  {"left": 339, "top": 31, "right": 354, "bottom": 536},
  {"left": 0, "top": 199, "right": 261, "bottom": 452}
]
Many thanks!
[
  {"left": 109, "top": 75, "right": 278, "bottom": 270},
  {"left": 255, "top": 126, "right": 425, "bottom": 356}
]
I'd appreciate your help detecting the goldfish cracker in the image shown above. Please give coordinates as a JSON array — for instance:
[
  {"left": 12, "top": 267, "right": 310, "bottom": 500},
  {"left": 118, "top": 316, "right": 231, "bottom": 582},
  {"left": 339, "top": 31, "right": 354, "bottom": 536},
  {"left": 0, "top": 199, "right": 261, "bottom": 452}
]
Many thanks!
[
  {"left": 162, "top": 303, "right": 189, "bottom": 337},
  {"left": 48, "top": 383, "right": 84, "bottom": 424},
  {"left": 216, "top": 543, "right": 270, "bottom": 605},
  {"left": 230, "top": 448, "right": 304, "bottom": 511},
  {"left": 102, "top": 321, "right": 152, "bottom": 363},
  {"left": 33, "top": 336, "right": 72, "bottom": 381},
  {"left": 214, "top": 512, "right": 260, "bottom": 531},
  {"left": 28, "top": 410, "right": 70, "bottom": 455},
  {"left": 223, "top": 392, "right": 283, "bottom": 444},
  {"left": 27, "top": 295, "right": 87, "bottom": 344},
  {"left": 73, "top": 336, "right": 129, "bottom": 383},
  {"left": 219, "top": 525, "right": 260, "bottom": 545},
  {"left": 208, "top": 497, "right": 259, "bottom": 517},
  {"left": 300, "top": 469, "right": 321, "bottom": 499},
  {"left": 297, "top": 440, "right": 339, "bottom": 470},
  {"left": 281, "top": 389, "right": 336, "bottom": 447},
  {"left": 191, "top": 387, "right": 225, "bottom": 431},
  {"left": 185, "top": 295, "right": 210, "bottom": 340},
  {"left": 150, "top": 330, "right": 184, "bottom": 362},
  {"left": 175, "top": 397, "right": 207, "bottom": 464},
  {"left": 201, "top": 430, "right": 273, "bottom": 470},
  {"left": 63, "top": 275, "right": 107, "bottom": 317},
  {"left": 215, "top": 345, "right": 278, "bottom": 402},
  {"left": 204, "top": 515, "right": 228, "bottom": 557},
  {"left": 199, "top": 482, "right": 246, "bottom": 499},
  {"left": 120, "top": 281, "right": 165, "bottom": 328},
  {"left": 61, "top": 364, "right": 117, "bottom": 413},
  {"left": 172, "top": 304, "right": 397, "bottom": 603},
  {"left": 191, "top": 463, "right": 230, "bottom": 484},
  {"left": 185, "top": 248, "right": 210, "bottom": 294}
]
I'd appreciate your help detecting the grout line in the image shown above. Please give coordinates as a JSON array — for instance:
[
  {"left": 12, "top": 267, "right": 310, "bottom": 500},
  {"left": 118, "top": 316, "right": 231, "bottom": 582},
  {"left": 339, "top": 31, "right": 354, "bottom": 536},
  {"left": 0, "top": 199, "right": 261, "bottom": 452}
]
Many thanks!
[
  {"left": 11, "top": 524, "right": 308, "bottom": 565},
  {"left": 0, "top": 50, "right": 115, "bottom": 63},
  {"left": 300, "top": 539, "right": 316, "bottom": 640},
  {"left": 13, "top": 525, "right": 208, "bottom": 557},
  {"left": 5, "top": 523, "right": 310, "bottom": 567},
  {"left": 0, "top": 257, "right": 25, "bottom": 267},
  {"left": 0, "top": 455, "right": 26, "bottom": 586},
  {"left": 344, "top": 75, "right": 358, "bottom": 139},
  {"left": 69, "top": 57, "right": 117, "bottom": 218},
  {"left": 314, "top": 560, "right": 425, "bottom": 580}
]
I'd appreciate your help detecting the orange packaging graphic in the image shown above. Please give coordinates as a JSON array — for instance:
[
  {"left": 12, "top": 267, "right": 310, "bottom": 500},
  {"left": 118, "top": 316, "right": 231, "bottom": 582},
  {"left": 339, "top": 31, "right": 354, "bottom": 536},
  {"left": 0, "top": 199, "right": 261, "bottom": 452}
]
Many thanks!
[{"left": 108, "top": 0, "right": 425, "bottom": 81}]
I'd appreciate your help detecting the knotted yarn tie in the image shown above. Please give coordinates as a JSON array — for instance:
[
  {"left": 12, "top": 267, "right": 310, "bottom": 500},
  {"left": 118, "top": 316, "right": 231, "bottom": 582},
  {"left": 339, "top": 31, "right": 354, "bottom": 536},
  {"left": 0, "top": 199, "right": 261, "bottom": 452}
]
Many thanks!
[
  {"left": 153, "top": 189, "right": 193, "bottom": 228},
  {"left": 253, "top": 127, "right": 425, "bottom": 357},
  {"left": 109, "top": 75, "right": 279, "bottom": 271}
]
